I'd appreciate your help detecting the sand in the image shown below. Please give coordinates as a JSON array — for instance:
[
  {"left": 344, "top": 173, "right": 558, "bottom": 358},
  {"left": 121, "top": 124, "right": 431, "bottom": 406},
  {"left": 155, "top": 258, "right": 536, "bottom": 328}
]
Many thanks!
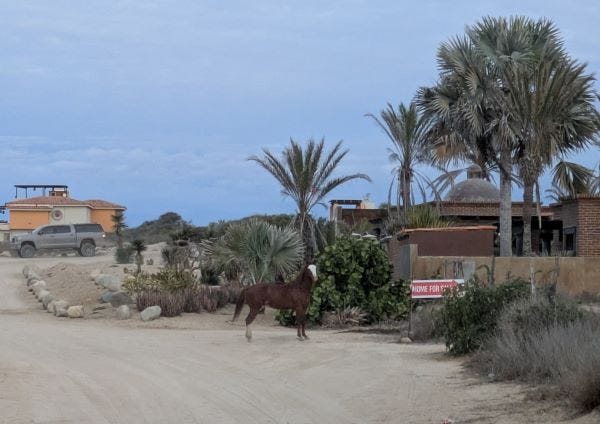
[{"left": 1, "top": 253, "right": 598, "bottom": 423}]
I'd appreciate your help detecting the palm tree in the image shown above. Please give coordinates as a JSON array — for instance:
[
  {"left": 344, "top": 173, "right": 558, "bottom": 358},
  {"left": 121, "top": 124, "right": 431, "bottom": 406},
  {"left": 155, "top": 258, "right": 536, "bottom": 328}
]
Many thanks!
[
  {"left": 546, "top": 160, "right": 597, "bottom": 201},
  {"left": 131, "top": 239, "right": 147, "bottom": 274},
  {"left": 501, "top": 56, "right": 600, "bottom": 255},
  {"left": 366, "top": 102, "right": 431, "bottom": 222},
  {"left": 111, "top": 211, "right": 127, "bottom": 249},
  {"left": 249, "top": 138, "right": 371, "bottom": 260},
  {"left": 202, "top": 218, "right": 304, "bottom": 284},
  {"left": 416, "top": 34, "right": 510, "bottom": 255}
]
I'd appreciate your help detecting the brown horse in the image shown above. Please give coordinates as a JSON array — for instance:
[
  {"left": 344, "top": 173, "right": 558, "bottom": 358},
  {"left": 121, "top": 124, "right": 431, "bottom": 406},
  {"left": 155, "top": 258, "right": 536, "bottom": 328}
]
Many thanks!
[{"left": 233, "top": 264, "right": 318, "bottom": 341}]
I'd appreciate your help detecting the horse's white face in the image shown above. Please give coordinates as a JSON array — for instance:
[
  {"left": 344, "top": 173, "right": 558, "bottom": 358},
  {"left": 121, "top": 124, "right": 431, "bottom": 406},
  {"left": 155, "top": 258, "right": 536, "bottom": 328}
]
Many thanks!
[{"left": 308, "top": 264, "right": 317, "bottom": 281}]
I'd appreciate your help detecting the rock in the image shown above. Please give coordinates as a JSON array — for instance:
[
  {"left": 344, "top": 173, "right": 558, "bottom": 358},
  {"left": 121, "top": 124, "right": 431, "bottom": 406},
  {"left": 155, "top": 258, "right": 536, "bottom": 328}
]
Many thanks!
[
  {"left": 36, "top": 289, "right": 50, "bottom": 302},
  {"left": 27, "top": 274, "right": 42, "bottom": 286},
  {"left": 67, "top": 305, "right": 84, "bottom": 318},
  {"left": 30, "top": 281, "right": 47, "bottom": 292},
  {"left": 399, "top": 337, "right": 413, "bottom": 344},
  {"left": 54, "top": 300, "right": 69, "bottom": 317},
  {"left": 146, "top": 259, "right": 154, "bottom": 266},
  {"left": 23, "top": 265, "right": 40, "bottom": 277},
  {"left": 140, "top": 306, "right": 161, "bottom": 322},
  {"left": 95, "top": 274, "right": 122, "bottom": 291},
  {"left": 41, "top": 293, "right": 55, "bottom": 309},
  {"left": 90, "top": 269, "right": 101, "bottom": 281},
  {"left": 109, "top": 291, "right": 133, "bottom": 308},
  {"left": 116, "top": 305, "right": 131, "bottom": 320},
  {"left": 100, "top": 291, "right": 114, "bottom": 303},
  {"left": 47, "top": 300, "right": 57, "bottom": 314}
]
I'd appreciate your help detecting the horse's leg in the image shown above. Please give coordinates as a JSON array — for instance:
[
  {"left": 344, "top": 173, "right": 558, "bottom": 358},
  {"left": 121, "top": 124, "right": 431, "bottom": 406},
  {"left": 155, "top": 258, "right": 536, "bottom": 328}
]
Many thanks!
[
  {"left": 301, "top": 309, "right": 309, "bottom": 340},
  {"left": 295, "top": 310, "right": 305, "bottom": 341},
  {"left": 245, "top": 306, "right": 259, "bottom": 342}
]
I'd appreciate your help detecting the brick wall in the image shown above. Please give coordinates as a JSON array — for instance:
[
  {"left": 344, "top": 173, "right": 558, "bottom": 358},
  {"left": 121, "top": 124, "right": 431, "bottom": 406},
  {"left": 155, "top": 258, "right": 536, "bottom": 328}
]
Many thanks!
[{"left": 576, "top": 197, "right": 600, "bottom": 257}]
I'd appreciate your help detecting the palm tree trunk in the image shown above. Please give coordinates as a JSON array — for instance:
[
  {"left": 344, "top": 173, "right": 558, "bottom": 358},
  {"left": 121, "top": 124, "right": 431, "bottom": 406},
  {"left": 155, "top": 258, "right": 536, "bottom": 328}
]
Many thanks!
[
  {"left": 401, "top": 168, "right": 411, "bottom": 224},
  {"left": 522, "top": 178, "right": 534, "bottom": 256},
  {"left": 499, "top": 146, "right": 512, "bottom": 257}
]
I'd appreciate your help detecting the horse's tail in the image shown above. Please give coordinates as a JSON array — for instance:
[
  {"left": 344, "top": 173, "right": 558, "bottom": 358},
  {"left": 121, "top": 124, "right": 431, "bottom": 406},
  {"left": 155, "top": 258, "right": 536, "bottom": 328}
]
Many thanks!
[{"left": 232, "top": 288, "right": 246, "bottom": 322}]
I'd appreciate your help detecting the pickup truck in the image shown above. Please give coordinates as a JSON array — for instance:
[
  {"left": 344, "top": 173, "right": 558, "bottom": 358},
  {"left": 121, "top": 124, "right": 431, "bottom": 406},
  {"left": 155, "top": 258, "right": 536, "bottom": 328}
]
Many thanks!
[{"left": 10, "top": 223, "right": 107, "bottom": 258}]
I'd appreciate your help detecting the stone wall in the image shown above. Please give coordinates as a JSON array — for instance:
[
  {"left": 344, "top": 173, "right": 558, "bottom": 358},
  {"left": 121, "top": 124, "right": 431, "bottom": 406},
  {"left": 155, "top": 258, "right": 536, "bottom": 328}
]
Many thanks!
[{"left": 409, "top": 255, "right": 600, "bottom": 297}]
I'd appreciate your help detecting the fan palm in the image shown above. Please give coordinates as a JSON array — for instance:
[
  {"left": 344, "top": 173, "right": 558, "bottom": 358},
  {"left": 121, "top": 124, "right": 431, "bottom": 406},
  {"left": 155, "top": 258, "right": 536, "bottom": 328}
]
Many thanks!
[
  {"left": 501, "top": 56, "right": 600, "bottom": 255},
  {"left": 202, "top": 219, "right": 304, "bottom": 284},
  {"left": 416, "top": 33, "right": 511, "bottom": 255},
  {"left": 366, "top": 102, "right": 431, "bottom": 221},
  {"left": 249, "top": 138, "right": 371, "bottom": 260}
]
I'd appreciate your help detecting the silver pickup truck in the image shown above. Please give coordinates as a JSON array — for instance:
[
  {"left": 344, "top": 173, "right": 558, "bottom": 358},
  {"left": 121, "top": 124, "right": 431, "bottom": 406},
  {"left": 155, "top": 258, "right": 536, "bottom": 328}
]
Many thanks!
[{"left": 10, "top": 223, "right": 107, "bottom": 258}]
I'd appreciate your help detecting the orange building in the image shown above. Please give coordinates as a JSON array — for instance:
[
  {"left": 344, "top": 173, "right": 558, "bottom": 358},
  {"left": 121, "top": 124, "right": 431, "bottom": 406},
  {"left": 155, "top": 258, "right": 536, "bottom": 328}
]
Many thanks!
[{"left": 5, "top": 196, "right": 126, "bottom": 232}]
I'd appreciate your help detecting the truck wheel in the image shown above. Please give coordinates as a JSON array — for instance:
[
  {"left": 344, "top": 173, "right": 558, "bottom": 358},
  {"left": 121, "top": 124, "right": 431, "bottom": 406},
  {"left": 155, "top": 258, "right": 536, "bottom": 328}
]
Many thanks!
[
  {"left": 80, "top": 242, "right": 96, "bottom": 257},
  {"left": 19, "top": 244, "right": 36, "bottom": 258}
]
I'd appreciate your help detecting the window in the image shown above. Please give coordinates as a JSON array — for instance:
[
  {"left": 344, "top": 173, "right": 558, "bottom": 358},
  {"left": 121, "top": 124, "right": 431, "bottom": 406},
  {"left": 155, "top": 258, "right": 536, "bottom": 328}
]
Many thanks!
[
  {"left": 74, "top": 224, "right": 103, "bottom": 233},
  {"left": 564, "top": 227, "right": 576, "bottom": 254},
  {"left": 53, "top": 226, "right": 71, "bottom": 234}
]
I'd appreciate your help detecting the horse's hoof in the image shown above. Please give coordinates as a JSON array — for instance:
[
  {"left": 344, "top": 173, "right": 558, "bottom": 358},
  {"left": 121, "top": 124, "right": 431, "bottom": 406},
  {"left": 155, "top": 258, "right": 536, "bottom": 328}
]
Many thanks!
[
  {"left": 297, "top": 336, "right": 305, "bottom": 341},
  {"left": 302, "top": 335, "right": 310, "bottom": 340},
  {"left": 246, "top": 336, "right": 252, "bottom": 343}
]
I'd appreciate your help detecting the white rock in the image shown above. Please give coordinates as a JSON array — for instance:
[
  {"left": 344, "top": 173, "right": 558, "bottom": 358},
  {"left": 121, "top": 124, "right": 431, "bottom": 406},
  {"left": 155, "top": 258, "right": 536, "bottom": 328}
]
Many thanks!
[
  {"left": 116, "top": 305, "right": 131, "bottom": 320},
  {"left": 67, "top": 305, "right": 84, "bottom": 318},
  {"left": 140, "top": 306, "right": 161, "bottom": 322},
  {"left": 30, "top": 281, "right": 47, "bottom": 292},
  {"left": 95, "top": 274, "right": 122, "bottom": 291},
  {"left": 399, "top": 337, "right": 413, "bottom": 344},
  {"left": 54, "top": 300, "right": 69, "bottom": 317},
  {"left": 36, "top": 289, "right": 50, "bottom": 301},
  {"left": 47, "top": 300, "right": 57, "bottom": 314},
  {"left": 41, "top": 293, "right": 55, "bottom": 309},
  {"left": 90, "top": 269, "right": 101, "bottom": 281}
]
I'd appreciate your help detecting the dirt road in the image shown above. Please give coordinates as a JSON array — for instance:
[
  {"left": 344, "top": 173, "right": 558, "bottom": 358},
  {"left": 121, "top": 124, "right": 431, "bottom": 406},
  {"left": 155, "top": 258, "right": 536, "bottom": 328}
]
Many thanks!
[{"left": 0, "top": 256, "right": 596, "bottom": 423}]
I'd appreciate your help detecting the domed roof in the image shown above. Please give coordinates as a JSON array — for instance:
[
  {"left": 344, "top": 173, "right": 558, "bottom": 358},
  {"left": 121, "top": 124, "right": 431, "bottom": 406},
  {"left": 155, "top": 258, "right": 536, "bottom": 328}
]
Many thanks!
[{"left": 445, "top": 166, "right": 500, "bottom": 202}]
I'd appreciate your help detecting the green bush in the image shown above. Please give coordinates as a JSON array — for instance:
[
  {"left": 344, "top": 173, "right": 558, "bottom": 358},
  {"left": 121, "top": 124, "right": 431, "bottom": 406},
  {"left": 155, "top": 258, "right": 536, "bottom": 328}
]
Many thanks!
[
  {"left": 114, "top": 246, "right": 134, "bottom": 264},
  {"left": 276, "top": 237, "right": 409, "bottom": 326},
  {"left": 438, "top": 277, "right": 529, "bottom": 355}
]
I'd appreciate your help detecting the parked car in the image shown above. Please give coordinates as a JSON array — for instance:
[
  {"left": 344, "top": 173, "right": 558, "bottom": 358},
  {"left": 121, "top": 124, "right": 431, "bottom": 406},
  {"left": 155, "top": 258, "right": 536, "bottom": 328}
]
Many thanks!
[{"left": 10, "top": 223, "right": 107, "bottom": 258}]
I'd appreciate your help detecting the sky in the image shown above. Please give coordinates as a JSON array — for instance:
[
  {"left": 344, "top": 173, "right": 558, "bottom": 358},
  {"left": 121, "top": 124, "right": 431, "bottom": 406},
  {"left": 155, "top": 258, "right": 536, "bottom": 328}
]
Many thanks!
[{"left": 1, "top": 1, "right": 599, "bottom": 226}]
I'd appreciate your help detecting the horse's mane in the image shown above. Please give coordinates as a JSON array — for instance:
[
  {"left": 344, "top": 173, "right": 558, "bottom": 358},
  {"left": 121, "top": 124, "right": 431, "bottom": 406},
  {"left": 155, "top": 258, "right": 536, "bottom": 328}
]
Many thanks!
[{"left": 288, "top": 265, "right": 313, "bottom": 289}]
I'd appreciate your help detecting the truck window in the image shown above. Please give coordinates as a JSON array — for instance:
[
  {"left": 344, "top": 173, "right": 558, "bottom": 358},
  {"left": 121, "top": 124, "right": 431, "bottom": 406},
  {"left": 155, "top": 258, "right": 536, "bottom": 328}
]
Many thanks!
[
  {"left": 74, "top": 224, "right": 103, "bottom": 233},
  {"left": 54, "top": 226, "right": 71, "bottom": 234}
]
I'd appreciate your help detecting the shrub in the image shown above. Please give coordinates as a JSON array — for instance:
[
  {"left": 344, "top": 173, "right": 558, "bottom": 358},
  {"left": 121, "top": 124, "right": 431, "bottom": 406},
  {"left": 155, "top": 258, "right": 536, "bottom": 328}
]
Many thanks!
[
  {"left": 438, "top": 277, "right": 529, "bottom": 355},
  {"left": 123, "top": 269, "right": 232, "bottom": 316},
  {"left": 276, "top": 237, "right": 409, "bottom": 326},
  {"left": 474, "top": 298, "right": 600, "bottom": 412},
  {"left": 410, "top": 302, "right": 444, "bottom": 342},
  {"left": 115, "top": 247, "right": 133, "bottom": 264}
]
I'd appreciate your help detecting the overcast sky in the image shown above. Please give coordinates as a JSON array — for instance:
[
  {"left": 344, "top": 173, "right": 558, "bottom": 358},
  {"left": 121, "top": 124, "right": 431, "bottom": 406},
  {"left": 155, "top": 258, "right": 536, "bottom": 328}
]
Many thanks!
[{"left": 1, "top": 1, "right": 599, "bottom": 226}]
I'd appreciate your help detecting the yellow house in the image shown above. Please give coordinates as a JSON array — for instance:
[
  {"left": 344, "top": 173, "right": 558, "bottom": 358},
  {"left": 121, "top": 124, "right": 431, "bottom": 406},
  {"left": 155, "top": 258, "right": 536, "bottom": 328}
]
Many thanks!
[{"left": 5, "top": 196, "right": 126, "bottom": 233}]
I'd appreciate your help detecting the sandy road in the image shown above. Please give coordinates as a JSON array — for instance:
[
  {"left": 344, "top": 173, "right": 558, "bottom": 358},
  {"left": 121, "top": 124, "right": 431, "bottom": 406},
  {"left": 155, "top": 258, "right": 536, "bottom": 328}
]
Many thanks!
[{"left": 0, "top": 256, "right": 597, "bottom": 424}]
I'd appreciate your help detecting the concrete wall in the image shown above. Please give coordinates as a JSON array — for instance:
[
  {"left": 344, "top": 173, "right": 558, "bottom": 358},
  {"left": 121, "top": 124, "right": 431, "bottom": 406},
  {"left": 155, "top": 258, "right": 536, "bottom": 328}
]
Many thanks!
[
  {"left": 411, "top": 255, "right": 600, "bottom": 297},
  {"left": 51, "top": 206, "right": 90, "bottom": 225}
]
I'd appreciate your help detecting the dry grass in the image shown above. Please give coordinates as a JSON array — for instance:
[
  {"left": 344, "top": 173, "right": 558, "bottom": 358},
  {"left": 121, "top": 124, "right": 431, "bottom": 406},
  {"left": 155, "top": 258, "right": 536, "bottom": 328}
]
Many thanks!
[{"left": 473, "top": 296, "right": 600, "bottom": 412}]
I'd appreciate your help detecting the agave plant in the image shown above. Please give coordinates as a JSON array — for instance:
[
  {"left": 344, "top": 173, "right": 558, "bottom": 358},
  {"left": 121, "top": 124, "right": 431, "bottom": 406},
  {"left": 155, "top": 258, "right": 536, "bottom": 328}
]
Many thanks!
[{"left": 202, "top": 218, "right": 304, "bottom": 284}]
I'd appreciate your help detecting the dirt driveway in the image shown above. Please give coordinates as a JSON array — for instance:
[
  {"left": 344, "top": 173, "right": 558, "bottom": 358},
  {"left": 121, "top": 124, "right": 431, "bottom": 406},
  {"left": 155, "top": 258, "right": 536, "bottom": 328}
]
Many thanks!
[{"left": 0, "top": 256, "right": 597, "bottom": 424}]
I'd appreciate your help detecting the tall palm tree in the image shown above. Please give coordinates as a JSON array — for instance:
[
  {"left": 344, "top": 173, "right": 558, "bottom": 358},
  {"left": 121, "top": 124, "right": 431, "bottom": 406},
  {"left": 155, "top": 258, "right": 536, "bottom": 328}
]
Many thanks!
[
  {"left": 249, "top": 138, "right": 371, "bottom": 260},
  {"left": 111, "top": 211, "right": 127, "bottom": 249},
  {"left": 501, "top": 56, "right": 600, "bottom": 255},
  {"left": 416, "top": 34, "right": 510, "bottom": 255},
  {"left": 202, "top": 218, "right": 304, "bottom": 284},
  {"left": 366, "top": 102, "right": 431, "bottom": 221}
]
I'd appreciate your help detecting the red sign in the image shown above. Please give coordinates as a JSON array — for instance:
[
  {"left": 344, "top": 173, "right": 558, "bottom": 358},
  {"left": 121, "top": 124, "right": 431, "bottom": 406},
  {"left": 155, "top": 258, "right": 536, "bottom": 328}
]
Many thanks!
[{"left": 410, "top": 279, "right": 464, "bottom": 299}]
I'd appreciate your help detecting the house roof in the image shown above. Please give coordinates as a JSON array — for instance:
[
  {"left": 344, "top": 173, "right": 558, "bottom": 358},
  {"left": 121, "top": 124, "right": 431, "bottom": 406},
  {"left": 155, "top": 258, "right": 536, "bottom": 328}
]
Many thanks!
[
  {"left": 5, "top": 196, "right": 126, "bottom": 210},
  {"left": 85, "top": 199, "right": 126, "bottom": 209}
]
